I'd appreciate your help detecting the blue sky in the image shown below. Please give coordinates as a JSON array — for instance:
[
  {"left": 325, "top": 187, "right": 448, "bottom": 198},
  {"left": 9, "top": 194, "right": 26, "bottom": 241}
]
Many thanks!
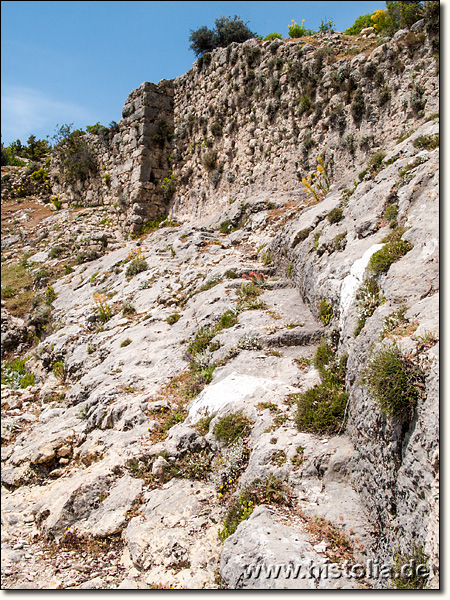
[{"left": 0, "top": 1, "right": 413, "bottom": 145}]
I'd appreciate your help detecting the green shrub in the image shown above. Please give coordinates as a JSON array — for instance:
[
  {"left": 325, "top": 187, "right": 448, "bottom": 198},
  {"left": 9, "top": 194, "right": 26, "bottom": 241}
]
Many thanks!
[
  {"left": 288, "top": 19, "right": 314, "bottom": 38},
  {"left": 318, "top": 18, "right": 335, "bottom": 33},
  {"left": 298, "top": 94, "right": 312, "bottom": 115},
  {"left": 197, "top": 275, "right": 223, "bottom": 293},
  {"left": 52, "top": 361, "right": 66, "bottom": 383},
  {"left": 377, "top": 85, "right": 391, "bottom": 107},
  {"left": 33, "top": 268, "right": 51, "bottom": 287},
  {"left": 354, "top": 277, "right": 383, "bottom": 336},
  {"left": 52, "top": 124, "right": 97, "bottom": 183},
  {"left": 213, "top": 413, "right": 252, "bottom": 445},
  {"left": 211, "top": 122, "right": 223, "bottom": 137},
  {"left": 93, "top": 293, "right": 113, "bottom": 322},
  {"left": 350, "top": 89, "right": 365, "bottom": 122},
  {"left": 368, "top": 151, "right": 386, "bottom": 175},
  {"left": 313, "top": 339, "right": 335, "bottom": 372},
  {"left": 392, "top": 545, "right": 430, "bottom": 589},
  {"left": 327, "top": 207, "right": 344, "bottom": 224},
  {"left": 202, "top": 150, "right": 218, "bottom": 171},
  {"left": 263, "top": 32, "right": 283, "bottom": 41},
  {"left": 294, "top": 342, "right": 348, "bottom": 434},
  {"left": 166, "top": 313, "right": 181, "bottom": 325},
  {"left": 189, "top": 15, "right": 256, "bottom": 57},
  {"left": 367, "top": 238, "right": 412, "bottom": 274},
  {"left": 126, "top": 258, "right": 148, "bottom": 278},
  {"left": 295, "top": 380, "right": 347, "bottom": 434},
  {"left": 410, "top": 83, "right": 426, "bottom": 115},
  {"left": 48, "top": 246, "right": 64, "bottom": 259},
  {"left": 30, "top": 167, "right": 49, "bottom": 182},
  {"left": 187, "top": 325, "right": 216, "bottom": 357},
  {"left": 160, "top": 171, "right": 176, "bottom": 201},
  {"left": 218, "top": 475, "right": 291, "bottom": 540},
  {"left": 363, "top": 344, "right": 423, "bottom": 419},
  {"left": 376, "top": 1, "right": 426, "bottom": 37},
  {"left": 413, "top": 134, "right": 439, "bottom": 151},
  {"left": 44, "top": 285, "right": 57, "bottom": 304},
  {"left": 345, "top": 13, "right": 374, "bottom": 35},
  {"left": 1, "top": 359, "right": 34, "bottom": 389},
  {"left": 120, "top": 338, "right": 132, "bottom": 347},
  {"left": 383, "top": 204, "right": 399, "bottom": 226},
  {"left": 218, "top": 310, "right": 238, "bottom": 330},
  {"left": 319, "top": 299, "right": 333, "bottom": 325},
  {"left": 1, "top": 285, "right": 16, "bottom": 299},
  {"left": 137, "top": 215, "right": 169, "bottom": 235},
  {"left": 122, "top": 301, "right": 136, "bottom": 316},
  {"left": 332, "top": 231, "right": 347, "bottom": 252}
]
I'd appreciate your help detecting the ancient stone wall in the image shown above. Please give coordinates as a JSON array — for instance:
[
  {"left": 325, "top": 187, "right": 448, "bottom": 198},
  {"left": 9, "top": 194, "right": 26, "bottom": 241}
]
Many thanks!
[
  {"left": 169, "top": 25, "right": 438, "bottom": 221},
  {"left": 50, "top": 24, "right": 438, "bottom": 232},
  {"left": 50, "top": 80, "right": 174, "bottom": 233}
]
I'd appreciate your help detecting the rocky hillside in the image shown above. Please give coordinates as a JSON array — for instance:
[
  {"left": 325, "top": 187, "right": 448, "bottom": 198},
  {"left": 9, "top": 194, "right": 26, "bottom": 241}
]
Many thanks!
[{"left": 1, "top": 21, "right": 439, "bottom": 590}]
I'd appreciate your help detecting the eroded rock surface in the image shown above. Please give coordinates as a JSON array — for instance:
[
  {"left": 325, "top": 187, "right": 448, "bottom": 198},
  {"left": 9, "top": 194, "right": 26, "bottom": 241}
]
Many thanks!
[{"left": 1, "top": 25, "right": 439, "bottom": 590}]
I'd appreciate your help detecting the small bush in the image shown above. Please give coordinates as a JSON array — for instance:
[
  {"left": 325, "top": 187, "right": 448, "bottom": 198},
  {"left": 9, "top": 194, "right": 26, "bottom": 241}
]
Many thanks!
[
  {"left": 126, "top": 257, "right": 148, "bottom": 278},
  {"left": 367, "top": 238, "right": 412, "bottom": 274},
  {"left": 354, "top": 277, "right": 383, "bottom": 336},
  {"left": 363, "top": 344, "right": 423, "bottom": 419},
  {"left": 345, "top": 13, "right": 374, "bottom": 35},
  {"left": 392, "top": 544, "right": 430, "bottom": 589},
  {"left": 288, "top": 19, "right": 313, "bottom": 38},
  {"left": 189, "top": 15, "right": 256, "bottom": 57},
  {"left": 52, "top": 124, "right": 97, "bottom": 183},
  {"left": 263, "top": 32, "right": 283, "bottom": 41},
  {"left": 93, "top": 293, "right": 113, "bottom": 323},
  {"left": 327, "top": 207, "right": 344, "bottom": 224},
  {"left": 383, "top": 203, "right": 399, "bottom": 226},
  {"left": 44, "top": 285, "right": 57, "bottom": 304},
  {"left": 413, "top": 134, "right": 439, "bottom": 151},
  {"left": 294, "top": 341, "right": 348, "bottom": 434},
  {"left": 219, "top": 475, "right": 291, "bottom": 540},
  {"left": 122, "top": 301, "right": 136, "bottom": 316},
  {"left": 318, "top": 18, "right": 335, "bottom": 33},
  {"left": 213, "top": 413, "right": 252, "bottom": 445},
  {"left": 211, "top": 122, "right": 223, "bottom": 137},
  {"left": 219, "top": 219, "right": 233, "bottom": 234},
  {"left": 1, "top": 285, "right": 16, "bottom": 299},
  {"left": 218, "top": 310, "right": 238, "bottom": 330},
  {"left": 377, "top": 85, "right": 391, "bottom": 107},
  {"left": 166, "top": 313, "right": 181, "bottom": 325},
  {"left": 350, "top": 89, "right": 365, "bottom": 123},
  {"left": 30, "top": 167, "right": 49, "bottom": 182},
  {"left": 319, "top": 299, "right": 333, "bottom": 325},
  {"left": 333, "top": 231, "right": 347, "bottom": 252},
  {"left": 48, "top": 246, "right": 64, "bottom": 259},
  {"left": 52, "top": 361, "right": 66, "bottom": 383},
  {"left": 1, "top": 359, "right": 34, "bottom": 389},
  {"left": 202, "top": 150, "right": 218, "bottom": 171},
  {"left": 368, "top": 151, "right": 386, "bottom": 175}
]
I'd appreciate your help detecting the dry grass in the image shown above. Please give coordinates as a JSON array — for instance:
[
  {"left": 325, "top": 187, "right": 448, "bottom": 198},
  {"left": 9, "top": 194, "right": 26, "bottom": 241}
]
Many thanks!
[{"left": 297, "top": 509, "right": 357, "bottom": 563}]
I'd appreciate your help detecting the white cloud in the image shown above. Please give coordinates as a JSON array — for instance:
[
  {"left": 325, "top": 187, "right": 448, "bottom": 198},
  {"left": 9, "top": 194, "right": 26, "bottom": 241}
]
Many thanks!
[{"left": 1, "top": 85, "right": 94, "bottom": 143}]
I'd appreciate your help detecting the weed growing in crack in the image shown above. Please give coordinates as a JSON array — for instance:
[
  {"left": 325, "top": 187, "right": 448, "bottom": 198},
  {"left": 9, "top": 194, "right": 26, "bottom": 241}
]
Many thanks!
[
  {"left": 218, "top": 475, "right": 292, "bottom": 541},
  {"left": 213, "top": 413, "right": 252, "bottom": 446},
  {"left": 362, "top": 344, "right": 424, "bottom": 420},
  {"left": 293, "top": 340, "right": 348, "bottom": 434},
  {"left": 354, "top": 277, "right": 384, "bottom": 337}
]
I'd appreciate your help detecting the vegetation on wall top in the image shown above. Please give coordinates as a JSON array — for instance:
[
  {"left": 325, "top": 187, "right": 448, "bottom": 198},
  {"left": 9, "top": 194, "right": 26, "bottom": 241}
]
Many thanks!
[{"left": 189, "top": 15, "right": 257, "bottom": 57}]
